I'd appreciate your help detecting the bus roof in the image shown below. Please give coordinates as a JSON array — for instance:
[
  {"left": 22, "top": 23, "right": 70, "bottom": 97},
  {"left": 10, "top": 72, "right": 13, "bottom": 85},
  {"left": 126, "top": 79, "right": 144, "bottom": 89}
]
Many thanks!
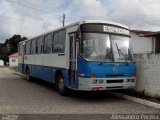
[
  {"left": 19, "top": 20, "right": 129, "bottom": 44},
  {"left": 79, "top": 20, "right": 129, "bottom": 29}
]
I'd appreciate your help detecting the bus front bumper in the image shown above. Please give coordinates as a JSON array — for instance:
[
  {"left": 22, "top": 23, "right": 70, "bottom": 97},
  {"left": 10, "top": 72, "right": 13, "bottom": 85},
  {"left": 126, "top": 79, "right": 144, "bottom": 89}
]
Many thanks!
[{"left": 78, "top": 77, "right": 136, "bottom": 91}]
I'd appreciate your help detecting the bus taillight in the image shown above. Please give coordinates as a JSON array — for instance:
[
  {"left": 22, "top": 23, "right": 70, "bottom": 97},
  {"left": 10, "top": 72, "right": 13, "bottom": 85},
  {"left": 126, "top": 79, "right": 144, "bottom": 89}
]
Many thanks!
[{"left": 91, "top": 74, "right": 97, "bottom": 78}]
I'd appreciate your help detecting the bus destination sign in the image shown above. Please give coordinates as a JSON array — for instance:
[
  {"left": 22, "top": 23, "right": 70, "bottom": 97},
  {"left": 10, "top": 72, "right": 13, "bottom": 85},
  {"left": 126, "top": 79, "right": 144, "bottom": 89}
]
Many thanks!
[
  {"left": 80, "top": 24, "right": 130, "bottom": 36},
  {"left": 103, "top": 25, "right": 130, "bottom": 35}
]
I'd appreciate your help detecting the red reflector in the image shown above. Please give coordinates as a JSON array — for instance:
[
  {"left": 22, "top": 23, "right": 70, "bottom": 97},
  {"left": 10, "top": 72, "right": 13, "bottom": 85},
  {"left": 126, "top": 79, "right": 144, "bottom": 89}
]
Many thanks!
[
  {"left": 92, "top": 87, "right": 103, "bottom": 91},
  {"left": 91, "top": 74, "right": 97, "bottom": 78}
]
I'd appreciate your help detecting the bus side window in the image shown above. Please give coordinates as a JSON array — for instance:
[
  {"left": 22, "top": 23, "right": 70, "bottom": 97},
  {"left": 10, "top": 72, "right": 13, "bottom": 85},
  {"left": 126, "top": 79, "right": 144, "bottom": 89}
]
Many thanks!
[
  {"left": 58, "top": 29, "right": 66, "bottom": 53},
  {"left": 52, "top": 32, "right": 59, "bottom": 53},
  {"left": 20, "top": 44, "right": 24, "bottom": 56},
  {"left": 52, "top": 29, "right": 66, "bottom": 53},
  {"left": 25, "top": 41, "right": 31, "bottom": 55},
  {"left": 19, "top": 44, "right": 21, "bottom": 56},
  {"left": 31, "top": 38, "right": 37, "bottom": 55},
  {"left": 37, "top": 36, "right": 44, "bottom": 54},
  {"left": 43, "top": 33, "right": 52, "bottom": 54}
]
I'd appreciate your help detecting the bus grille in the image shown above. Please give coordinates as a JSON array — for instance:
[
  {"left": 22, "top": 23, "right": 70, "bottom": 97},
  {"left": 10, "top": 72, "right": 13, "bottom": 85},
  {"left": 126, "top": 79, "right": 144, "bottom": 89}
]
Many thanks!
[
  {"left": 106, "top": 79, "right": 124, "bottom": 83},
  {"left": 106, "top": 86, "right": 123, "bottom": 89}
]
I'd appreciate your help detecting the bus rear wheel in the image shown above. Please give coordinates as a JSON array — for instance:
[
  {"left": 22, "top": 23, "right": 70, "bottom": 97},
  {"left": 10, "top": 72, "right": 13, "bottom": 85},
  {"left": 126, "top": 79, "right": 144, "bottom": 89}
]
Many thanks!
[
  {"left": 56, "top": 74, "right": 68, "bottom": 96},
  {"left": 26, "top": 68, "right": 32, "bottom": 82}
]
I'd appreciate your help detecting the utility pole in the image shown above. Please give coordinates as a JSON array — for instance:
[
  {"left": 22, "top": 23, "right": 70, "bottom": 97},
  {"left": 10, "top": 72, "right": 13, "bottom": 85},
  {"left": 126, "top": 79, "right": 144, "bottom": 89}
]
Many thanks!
[{"left": 62, "top": 13, "right": 65, "bottom": 27}]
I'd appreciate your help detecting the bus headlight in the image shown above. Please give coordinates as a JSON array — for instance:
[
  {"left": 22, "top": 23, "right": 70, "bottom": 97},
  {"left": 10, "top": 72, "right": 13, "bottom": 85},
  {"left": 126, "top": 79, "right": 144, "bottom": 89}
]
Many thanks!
[
  {"left": 98, "top": 79, "right": 104, "bottom": 84},
  {"left": 92, "top": 80, "right": 97, "bottom": 84},
  {"left": 92, "top": 79, "right": 104, "bottom": 84},
  {"left": 126, "top": 79, "right": 130, "bottom": 82}
]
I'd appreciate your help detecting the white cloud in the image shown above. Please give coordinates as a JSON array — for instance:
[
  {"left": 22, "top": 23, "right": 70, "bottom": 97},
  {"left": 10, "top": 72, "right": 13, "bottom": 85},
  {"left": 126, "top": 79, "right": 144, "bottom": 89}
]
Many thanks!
[
  {"left": 20, "top": 14, "right": 61, "bottom": 38},
  {"left": 0, "top": 0, "right": 160, "bottom": 42},
  {"left": 102, "top": 0, "right": 160, "bottom": 31},
  {"left": 0, "top": 0, "right": 22, "bottom": 41},
  {"left": 72, "top": 0, "right": 107, "bottom": 18},
  {"left": 0, "top": 0, "right": 63, "bottom": 42}
]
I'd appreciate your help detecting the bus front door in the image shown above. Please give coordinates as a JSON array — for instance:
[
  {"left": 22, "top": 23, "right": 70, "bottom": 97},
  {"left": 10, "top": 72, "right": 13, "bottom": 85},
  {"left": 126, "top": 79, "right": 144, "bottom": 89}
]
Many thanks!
[{"left": 69, "top": 34, "right": 76, "bottom": 87}]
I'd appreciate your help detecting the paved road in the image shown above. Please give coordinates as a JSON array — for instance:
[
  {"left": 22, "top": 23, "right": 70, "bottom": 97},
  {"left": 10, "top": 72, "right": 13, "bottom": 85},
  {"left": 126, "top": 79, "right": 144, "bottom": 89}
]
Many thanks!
[{"left": 0, "top": 67, "right": 159, "bottom": 114}]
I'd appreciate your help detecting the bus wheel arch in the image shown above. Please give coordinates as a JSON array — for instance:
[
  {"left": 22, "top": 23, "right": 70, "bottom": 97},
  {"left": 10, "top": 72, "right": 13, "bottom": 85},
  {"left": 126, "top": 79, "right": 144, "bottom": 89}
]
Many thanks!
[{"left": 55, "top": 70, "right": 67, "bottom": 95}]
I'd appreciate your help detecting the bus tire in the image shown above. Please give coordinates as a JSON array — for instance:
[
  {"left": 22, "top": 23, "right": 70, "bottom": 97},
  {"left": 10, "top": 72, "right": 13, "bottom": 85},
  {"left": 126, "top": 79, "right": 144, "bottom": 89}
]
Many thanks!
[
  {"left": 26, "top": 68, "right": 32, "bottom": 82},
  {"left": 56, "top": 74, "right": 68, "bottom": 96}
]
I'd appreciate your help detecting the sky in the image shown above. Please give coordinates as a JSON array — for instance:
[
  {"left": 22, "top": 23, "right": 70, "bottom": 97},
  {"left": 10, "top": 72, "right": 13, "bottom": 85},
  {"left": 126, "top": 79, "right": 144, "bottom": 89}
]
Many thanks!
[{"left": 0, "top": 0, "right": 160, "bottom": 42}]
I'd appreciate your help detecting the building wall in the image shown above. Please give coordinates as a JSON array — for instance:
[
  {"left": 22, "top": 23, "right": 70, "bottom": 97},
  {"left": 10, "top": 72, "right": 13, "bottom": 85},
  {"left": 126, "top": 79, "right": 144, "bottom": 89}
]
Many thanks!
[
  {"left": 9, "top": 57, "right": 18, "bottom": 67},
  {"left": 134, "top": 54, "right": 160, "bottom": 97},
  {"left": 131, "top": 32, "right": 154, "bottom": 54},
  {"left": 0, "top": 60, "right": 4, "bottom": 66}
]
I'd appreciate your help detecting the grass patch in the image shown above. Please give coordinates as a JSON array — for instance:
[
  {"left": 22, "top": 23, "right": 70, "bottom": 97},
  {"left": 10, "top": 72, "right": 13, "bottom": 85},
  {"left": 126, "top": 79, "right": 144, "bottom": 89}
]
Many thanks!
[{"left": 10, "top": 66, "right": 19, "bottom": 72}]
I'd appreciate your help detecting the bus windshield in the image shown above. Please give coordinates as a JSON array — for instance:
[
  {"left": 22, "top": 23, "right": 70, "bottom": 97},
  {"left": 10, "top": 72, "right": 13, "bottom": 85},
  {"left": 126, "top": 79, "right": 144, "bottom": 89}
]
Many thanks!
[
  {"left": 81, "top": 33, "right": 112, "bottom": 62},
  {"left": 80, "top": 33, "right": 133, "bottom": 62},
  {"left": 111, "top": 35, "right": 133, "bottom": 62}
]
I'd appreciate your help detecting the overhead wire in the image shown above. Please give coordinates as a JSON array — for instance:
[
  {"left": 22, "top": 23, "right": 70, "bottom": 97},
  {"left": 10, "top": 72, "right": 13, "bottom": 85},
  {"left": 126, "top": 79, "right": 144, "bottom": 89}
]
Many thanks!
[
  {"left": 1, "top": 0, "right": 159, "bottom": 41},
  {"left": 6, "top": 0, "right": 160, "bottom": 21},
  {"left": 6, "top": 0, "right": 62, "bottom": 17},
  {"left": 5, "top": 0, "right": 160, "bottom": 23},
  {"left": 2, "top": 0, "right": 160, "bottom": 27}
]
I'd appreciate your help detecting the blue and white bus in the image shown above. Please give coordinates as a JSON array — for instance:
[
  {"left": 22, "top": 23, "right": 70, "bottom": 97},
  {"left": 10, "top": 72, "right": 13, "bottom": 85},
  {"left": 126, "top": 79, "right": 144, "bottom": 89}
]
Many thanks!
[{"left": 18, "top": 20, "right": 136, "bottom": 95}]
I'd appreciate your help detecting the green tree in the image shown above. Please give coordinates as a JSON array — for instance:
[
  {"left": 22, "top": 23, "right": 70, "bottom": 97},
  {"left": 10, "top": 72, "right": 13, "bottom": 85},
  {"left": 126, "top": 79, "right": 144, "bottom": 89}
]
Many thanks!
[{"left": 0, "top": 35, "right": 27, "bottom": 64}]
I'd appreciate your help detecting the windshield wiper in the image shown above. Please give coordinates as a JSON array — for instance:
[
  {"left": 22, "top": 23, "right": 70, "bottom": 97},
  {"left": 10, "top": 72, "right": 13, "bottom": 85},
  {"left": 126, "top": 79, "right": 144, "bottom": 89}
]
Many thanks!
[{"left": 115, "top": 43, "right": 129, "bottom": 65}]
